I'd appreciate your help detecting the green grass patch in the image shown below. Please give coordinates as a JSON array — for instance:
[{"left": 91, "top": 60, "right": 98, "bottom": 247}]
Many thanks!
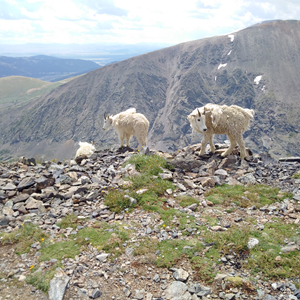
[
  {"left": 74, "top": 223, "right": 130, "bottom": 257},
  {"left": 204, "top": 184, "right": 292, "bottom": 208},
  {"left": 177, "top": 216, "right": 200, "bottom": 235},
  {"left": 176, "top": 195, "right": 199, "bottom": 208},
  {"left": 39, "top": 240, "right": 80, "bottom": 261},
  {"left": 0, "top": 223, "right": 48, "bottom": 254},
  {"left": 200, "top": 214, "right": 219, "bottom": 227},
  {"left": 247, "top": 222, "right": 300, "bottom": 279},
  {"left": 133, "top": 237, "right": 159, "bottom": 257},
  {"left": 131, "top": 174, "right": 174, "bottom": 194},
  {"left": 202, "top": 225, "right": 251, "bottom": 254},
  {"left": 104, "top": 189, "right": 139, "bottom": 213},
  {"left": 155, "top": 238, "right": 205, "bottom": 268},
  {"left": 198, "top": 219, "right": 300, "bottom": 281},
  {"left": 26, "top": 263, "right": 62, "bottom": 293},
  {"left": 192, "top": 256, "right": 216, "bottom": 283},
  {"left": 225, "top": 207, "right": 236, "bottom": 213},
  {"left": 125, "top": 153, "right": 173, "bottom": 175},
  {"left": 105, "top": 154, "right": 176, "bottom": 213},
  {"left": 56, "top": 214, "right": 79, "bottom": 229}
]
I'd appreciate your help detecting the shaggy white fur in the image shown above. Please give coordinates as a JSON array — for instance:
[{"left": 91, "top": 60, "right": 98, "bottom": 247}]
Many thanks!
[
  {"left": 75, "top": 141, "right": 96, "bottom": 158},
  {"left": 103, "top": 108, "right": 149, "bottom": 148},
  {"left": 188, "top": 103, "right": 254, "bottom": 159}
]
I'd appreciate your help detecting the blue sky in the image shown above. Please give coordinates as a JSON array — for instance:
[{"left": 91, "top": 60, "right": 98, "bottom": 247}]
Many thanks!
[{"left": 1, "top": 0, "right": 299, "bottom": 45}]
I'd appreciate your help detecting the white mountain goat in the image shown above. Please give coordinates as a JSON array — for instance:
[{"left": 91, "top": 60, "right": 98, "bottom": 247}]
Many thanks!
[
  {"left": 188, "top": 103, "right": 254, "bottom": 159},
  {"left": 75, "top": 141, "right": 96, "bottom": 158},
  {"left": 103, "top": 108, "right": 149, "bottom": 149}
]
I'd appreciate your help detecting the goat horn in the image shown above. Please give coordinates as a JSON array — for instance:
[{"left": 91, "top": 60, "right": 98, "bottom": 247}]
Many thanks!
[
  {"left": 104, "top": 112, "right": 107, "bottom": 119},
  {"left": 197, "top": 108, "right": 201, "bottom": 116}
]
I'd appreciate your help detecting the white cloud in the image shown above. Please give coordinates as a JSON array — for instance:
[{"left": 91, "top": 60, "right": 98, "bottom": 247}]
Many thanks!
[{"left": 0, "top": 0, "right": 300, "bottom": 44}]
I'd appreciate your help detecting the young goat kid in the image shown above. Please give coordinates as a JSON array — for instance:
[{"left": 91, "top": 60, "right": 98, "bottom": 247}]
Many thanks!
[
  {"left": 103, "top": 108, "right": 149, "bottom": 149},
  {"left": 75, "top": 141, "right": 96, "bottom": 158},
  {"left": 188, "top": 103, "right": 254, "bottom": 159}
]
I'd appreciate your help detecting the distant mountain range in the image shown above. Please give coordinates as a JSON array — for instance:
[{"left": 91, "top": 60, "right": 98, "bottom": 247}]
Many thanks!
[
  {"left": 0, "top": 55, "right": 100, "bottom": 82},
  {"left": 0, "top": 20, "right": 300, "bottom": 161},
  {"left": 0, "top": 43, "right": 172, "bottom": 68}
]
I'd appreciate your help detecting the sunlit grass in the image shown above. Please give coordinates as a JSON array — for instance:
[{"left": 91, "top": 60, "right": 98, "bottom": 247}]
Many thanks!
[
  {"left": 204, "top": 184, "right": 293, "bottom": 208},
  {"left": 1, "top": 223, "right": 48, "bottom": 254}
]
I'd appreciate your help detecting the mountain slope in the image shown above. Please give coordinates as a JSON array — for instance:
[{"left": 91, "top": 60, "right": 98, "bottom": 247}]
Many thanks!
[
  {"left": 0, "top": 55, "right": 100, "bottom": 81},
  {"left": 0, "top": 75, "right": 83, "bottom": 109},
  {"left": 0, "top": 20, "right": 300, "bottom": 160}
]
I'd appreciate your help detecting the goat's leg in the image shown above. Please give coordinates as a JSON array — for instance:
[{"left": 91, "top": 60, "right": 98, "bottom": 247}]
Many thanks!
[
  {"left": 208, "top": 134, "right": 216, "bottom": 153},
  {"left": 199, "top": 134, "right": 209, "bottom": 156},
  {"left": 235, "top": 135, "right": 246, "bottom": 159},
  {"left": 118, "top": 133, "right": 124, "bottom": 148},
  {"left": 221, "top": 135, "right": 236, "bottom": 157},
  {"left": 125, "top": 134, "right": 131, "bottom": 147},
  {"left": 137, "top": 135, "right": 146, "bottom": 150}
]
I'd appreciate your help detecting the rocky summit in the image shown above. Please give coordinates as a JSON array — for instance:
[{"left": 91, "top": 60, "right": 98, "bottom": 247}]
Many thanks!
[{"left": 0, "top": 143, "right": 300, "bottom": 300}]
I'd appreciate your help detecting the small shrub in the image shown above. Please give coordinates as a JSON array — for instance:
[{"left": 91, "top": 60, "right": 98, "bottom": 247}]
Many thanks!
[{"left": 293, "top": 172, "right": 300, "bottom": 179}]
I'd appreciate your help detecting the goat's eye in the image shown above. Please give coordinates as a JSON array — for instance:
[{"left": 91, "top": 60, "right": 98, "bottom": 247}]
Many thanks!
[{"left": 197, "top": 119, "right": 200, "bottom": 121}]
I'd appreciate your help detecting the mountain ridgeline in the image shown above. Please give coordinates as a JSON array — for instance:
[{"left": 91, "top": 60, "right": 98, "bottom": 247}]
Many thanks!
[{"left": 0, "top": 20, "right": 300, "bottom": 161}]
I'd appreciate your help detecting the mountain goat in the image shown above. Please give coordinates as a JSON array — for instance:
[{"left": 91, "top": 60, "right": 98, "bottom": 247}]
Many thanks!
[
  {"left": 75, "top": 141, "right": 96, "bottom": 158},
  {"left": 103, "top": 108, "right": 149, "bottom": 149},
  {"left": 188, "top": 103, "right": 254, "bottom": 159}
]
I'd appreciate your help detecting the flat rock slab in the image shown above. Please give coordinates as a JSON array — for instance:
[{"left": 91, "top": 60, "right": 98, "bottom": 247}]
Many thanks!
[
  {"left": 48, "top": 268, "right": 70, "bottom": 300},
  {"left": 279, "top": 157, "right": 300, "bottom": 163},
  {"left": 165, "top": 281, "right": 188, "bottom": 299}
]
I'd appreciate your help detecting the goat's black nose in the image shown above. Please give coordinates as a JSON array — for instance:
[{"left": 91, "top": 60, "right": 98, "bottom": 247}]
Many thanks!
[{"left": 203, "top": 128, "right": 207, "bottom": 132}]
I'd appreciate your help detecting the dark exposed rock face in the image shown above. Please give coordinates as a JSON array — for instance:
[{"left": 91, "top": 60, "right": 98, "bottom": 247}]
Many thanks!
[{"left": 1, "top": 20, "right": 300, "bottom": 160}]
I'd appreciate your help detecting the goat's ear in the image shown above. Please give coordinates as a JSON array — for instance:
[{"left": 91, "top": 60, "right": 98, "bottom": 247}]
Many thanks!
[
  {"left": 197, "top": 108, "right": 201, "bottom": 117},
  {"left": 91, "top": 140, "right": 94, "bottom": 145}
]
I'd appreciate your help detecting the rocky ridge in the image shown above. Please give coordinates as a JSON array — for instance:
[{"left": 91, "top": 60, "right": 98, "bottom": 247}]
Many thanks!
[
  {"left": 2, "top": 20, "right": 300, "bottom": 160},
  {"left": 0, "top": 143, "right": 300, "bottom": 300}
]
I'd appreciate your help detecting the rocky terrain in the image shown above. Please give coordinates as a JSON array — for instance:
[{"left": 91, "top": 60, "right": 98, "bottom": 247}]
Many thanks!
[
  {"left": 0, "top": 143, "right": 300, "bottom": 300},
  {"left": 1, "top": 20, "right": 300, "bottom": 161}
]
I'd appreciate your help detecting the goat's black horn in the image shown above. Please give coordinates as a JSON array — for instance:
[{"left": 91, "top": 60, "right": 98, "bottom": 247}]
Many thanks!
[{"left": 197, "top": 108, "right": 201, "bottom": 116}]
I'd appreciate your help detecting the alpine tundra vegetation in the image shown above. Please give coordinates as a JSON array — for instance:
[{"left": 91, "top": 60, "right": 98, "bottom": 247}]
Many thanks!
[{"left": 0, "top": 144, "right": 300, "bottom": 299}]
